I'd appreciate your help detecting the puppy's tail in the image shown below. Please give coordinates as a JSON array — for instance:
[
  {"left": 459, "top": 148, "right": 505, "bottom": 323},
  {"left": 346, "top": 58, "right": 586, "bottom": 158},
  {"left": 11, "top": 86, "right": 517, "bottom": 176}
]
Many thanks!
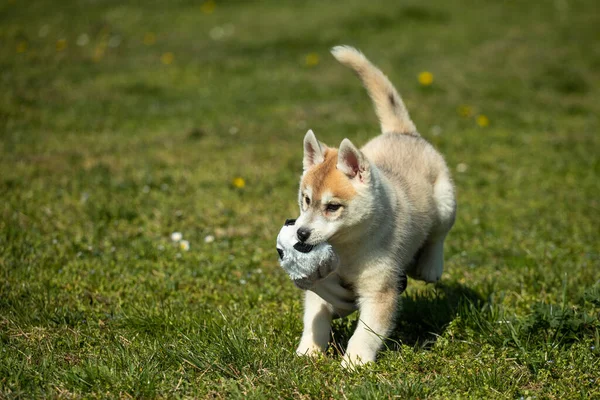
[{"left": 331, "top": 45, "right": 417, "bottom": 135}]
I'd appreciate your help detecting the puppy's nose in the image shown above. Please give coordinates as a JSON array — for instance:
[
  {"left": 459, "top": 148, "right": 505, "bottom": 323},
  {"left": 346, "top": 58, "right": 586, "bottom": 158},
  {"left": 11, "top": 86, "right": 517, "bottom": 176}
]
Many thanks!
[{"left": 297, "top": 227, "right": 311, "bottom": 242}]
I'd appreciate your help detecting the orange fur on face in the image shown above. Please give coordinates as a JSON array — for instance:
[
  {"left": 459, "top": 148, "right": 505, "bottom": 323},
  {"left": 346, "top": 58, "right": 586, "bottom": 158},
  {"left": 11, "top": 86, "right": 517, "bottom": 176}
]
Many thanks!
[{"left": 302, "top": 149, "right": 357, "bottom": 203}]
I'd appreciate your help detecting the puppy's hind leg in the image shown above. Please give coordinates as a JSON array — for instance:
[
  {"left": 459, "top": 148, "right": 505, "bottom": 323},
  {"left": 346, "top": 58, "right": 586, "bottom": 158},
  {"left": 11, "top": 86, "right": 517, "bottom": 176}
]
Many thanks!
[
  {"left": 410, "top": 175, "right": 456, "bottom": 283},
  {"left": 296, "top": 290, "right": 333, "bottom": 356},
  {"left": 411, "top": 235, "right": 447, "bottom": 283}
]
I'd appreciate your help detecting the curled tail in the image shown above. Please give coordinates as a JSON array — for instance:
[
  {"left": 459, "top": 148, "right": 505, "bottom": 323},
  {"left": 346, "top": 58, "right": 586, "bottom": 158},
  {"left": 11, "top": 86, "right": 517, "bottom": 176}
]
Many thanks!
[{"left": 331, "top": 45, "right": 417, "bottom": 135}]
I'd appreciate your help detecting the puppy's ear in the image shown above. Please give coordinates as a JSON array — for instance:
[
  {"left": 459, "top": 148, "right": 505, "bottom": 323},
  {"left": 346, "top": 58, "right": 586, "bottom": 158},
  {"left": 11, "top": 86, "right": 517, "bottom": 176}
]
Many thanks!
[
  {"left": 303, "top": 129, "right": 326, "bottom": 171},
  {"left": 337, "top": 138, "right": 368, "bottom": 179}
]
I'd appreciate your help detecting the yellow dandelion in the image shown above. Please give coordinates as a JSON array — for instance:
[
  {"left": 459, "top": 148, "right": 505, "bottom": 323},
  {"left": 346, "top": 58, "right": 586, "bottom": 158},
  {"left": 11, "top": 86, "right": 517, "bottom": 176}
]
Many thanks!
[
  {"left": 92, "top": 46, "right": 105, "bottom": 62},
  {"left": 56, "top": 39, "right": 67, "bottom": 52},
  {"left": 476, "top": 114, "right": 490, "bottom": 127},
  {"left": 418, "top": 71, "right": 433, "bottom": 86},
  {"left": 201, "top": 0, "right": 216, "bottom": 14},
  {"left": 457, "top": 105, "right": 473, "bottom": 118},
  {"left": 143, "top": 32, "right": 156, "bottom": 46},
  {"left": 16, "top": 41, "right": 27, "bottom": 53},
  {"left": 305, "top": 53, "right": 319, "bottom": 67},
  {"left": 161, "top": 52, "right": 174, "bottom": 65},
  {"left": 232, "top": 177, "right": 245, "bottom": 189}
]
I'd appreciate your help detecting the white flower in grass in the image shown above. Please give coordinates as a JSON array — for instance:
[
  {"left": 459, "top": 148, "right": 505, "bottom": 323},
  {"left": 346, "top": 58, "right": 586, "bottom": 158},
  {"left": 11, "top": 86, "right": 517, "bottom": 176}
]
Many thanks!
[
  {"left": 210, "top": 26, "right": 225, "bottom": 40},
  {"left": 456, "top": 163, "right": 468, "bottom": 173},
  {"left": 76, "top": 34, "right": 90, "bottom": 47},
  {"left": 204, "top": 235, "right": 215, "bottom": 243},
  {"left": 171, "top": 232, "right": 183, "bottom": 242},
  {"left": 431, "top": 125, "right": 442, "bottom": 136},
  {"left": 179, "top": 240, "right": 190, "bottom": 251}
]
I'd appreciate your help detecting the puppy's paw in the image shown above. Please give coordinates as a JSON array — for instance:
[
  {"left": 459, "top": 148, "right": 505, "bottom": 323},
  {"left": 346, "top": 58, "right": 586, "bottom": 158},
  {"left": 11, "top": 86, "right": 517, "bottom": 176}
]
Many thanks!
[
  {"left": 409, "top": 264, "right": 442, "bottom": 283},
  {"left": 296, "top": 339, "right": 325, "bottom": 357},
  {"left": 342, "top": 345, "right": 377, "bottom": 369},
  {"left": 341, "top": 351, "right": 374, "bottom": 369}
]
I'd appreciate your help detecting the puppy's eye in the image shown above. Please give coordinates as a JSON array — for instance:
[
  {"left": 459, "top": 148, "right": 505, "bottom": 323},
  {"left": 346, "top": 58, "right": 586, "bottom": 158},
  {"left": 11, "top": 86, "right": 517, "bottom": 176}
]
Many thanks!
[
  {"left": 326, "top": 203, "right": 342, "bottom": 212},
  {"left": 304, "top": 196, "right": 311, "bottom": 206}
]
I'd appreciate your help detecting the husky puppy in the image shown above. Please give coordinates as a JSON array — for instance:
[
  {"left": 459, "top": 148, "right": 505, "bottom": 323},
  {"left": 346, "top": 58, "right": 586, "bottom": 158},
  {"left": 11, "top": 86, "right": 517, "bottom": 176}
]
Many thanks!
[{"left": 294, "top": 46, "right": 456, "bottom": 367}]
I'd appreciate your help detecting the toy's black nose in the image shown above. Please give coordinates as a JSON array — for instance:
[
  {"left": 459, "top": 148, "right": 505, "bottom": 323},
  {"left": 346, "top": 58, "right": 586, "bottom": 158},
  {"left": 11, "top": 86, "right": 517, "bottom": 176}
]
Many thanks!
[{"left": 297, "top": 227, "right": 311, "bottom": 242}]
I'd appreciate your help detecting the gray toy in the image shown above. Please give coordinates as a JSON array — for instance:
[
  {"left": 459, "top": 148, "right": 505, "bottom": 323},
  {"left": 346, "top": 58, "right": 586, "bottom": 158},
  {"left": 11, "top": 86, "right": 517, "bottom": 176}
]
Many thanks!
[{"left": 276, "top": 218, "right": 357, "bottom": 314}]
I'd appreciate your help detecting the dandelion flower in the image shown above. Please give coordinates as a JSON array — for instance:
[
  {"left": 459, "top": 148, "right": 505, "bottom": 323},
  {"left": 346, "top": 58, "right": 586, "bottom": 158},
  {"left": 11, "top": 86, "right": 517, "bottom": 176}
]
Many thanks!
[
  {"left": 232, "top": 177, "right": 245, "bottom": 189},
  {"left": 143, "top": 32, "right": 156, "bottom": 46},
  {"left": 161, "top": 52, "right": 174, "bottom": 65},
  {"left": 430, "top": 125, "right": 442, "bottom": 136},
  {"left": 171, "top": 232, "right": 183, "bottom": 242},
  {"left": 204, "top": 235, "right": 215, "bottom": 243},
  {"left": 476, "top": 114, "right": 490, "bottom": 127},
  {"left": 201, "top": 0, "right": 216, "bottom": 14},
  {"left": 179, "top": 240, "right": 190, "bottom": 251},
  {"left": 418, "top": 71, "right": 433, "bottom": 86},
  {"left": 56, "top": 39, "right": 67, "bottom": 52},
  {"left": 76, "top": 34, "right": 90, "bottom": 47},
  {"left": 209, "top": 26, "right": 225, "bottom": 40},
  {"left": 457, "top": 105, "right": 473, "bottom": 118},
  {"left": 239, "top": 279, "right": 247, "bottom": 285},
  {"left": 305, "top": 53, "right": 319, "bottom": 67},
  {"left": 93, "top": 46, "right": 105, "bottom": 62},
  {"left": 16, "top": 41, "right": 27, "bottom": 53}
]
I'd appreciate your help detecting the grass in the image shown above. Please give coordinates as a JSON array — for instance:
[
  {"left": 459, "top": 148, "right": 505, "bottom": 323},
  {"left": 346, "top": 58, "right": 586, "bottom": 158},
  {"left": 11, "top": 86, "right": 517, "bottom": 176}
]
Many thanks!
[{"left": 1, "top": 0, "right": 599, "bottom": 398}]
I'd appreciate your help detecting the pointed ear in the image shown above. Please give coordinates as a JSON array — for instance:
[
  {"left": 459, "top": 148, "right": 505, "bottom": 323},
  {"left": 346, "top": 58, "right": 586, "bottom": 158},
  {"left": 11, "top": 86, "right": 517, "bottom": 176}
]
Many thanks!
[
  {"left": 337, "top": 138, "right": 368, "bottom": 179},
  {"left": 303, "top": 129, "right": 326, "bottom": 171}
]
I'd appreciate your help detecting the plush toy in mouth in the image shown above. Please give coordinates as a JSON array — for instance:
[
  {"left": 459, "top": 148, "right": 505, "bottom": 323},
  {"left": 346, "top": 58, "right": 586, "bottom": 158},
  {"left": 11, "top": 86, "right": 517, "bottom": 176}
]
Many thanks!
[
  {"left": 276, "top": 218, "right": 339, "bottom": 290},
  {"left": 276, "top": 218, "right": 361, "bottom": 314}
]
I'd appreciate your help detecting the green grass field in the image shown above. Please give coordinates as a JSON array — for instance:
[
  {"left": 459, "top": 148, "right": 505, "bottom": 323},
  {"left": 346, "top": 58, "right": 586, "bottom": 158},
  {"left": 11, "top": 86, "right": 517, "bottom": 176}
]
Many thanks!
[{"left": 1, "top": 0, "right": 599, "bottom": 398}]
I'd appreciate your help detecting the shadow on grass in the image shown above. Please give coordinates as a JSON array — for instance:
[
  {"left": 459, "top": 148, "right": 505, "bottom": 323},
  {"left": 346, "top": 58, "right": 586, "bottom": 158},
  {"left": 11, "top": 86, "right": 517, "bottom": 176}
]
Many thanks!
[
  {"left": 391, "top": 282, "right": 484, "bottom": 348},
  {"left": 330, "top": 282, "right": 484, "bottom": 354}
]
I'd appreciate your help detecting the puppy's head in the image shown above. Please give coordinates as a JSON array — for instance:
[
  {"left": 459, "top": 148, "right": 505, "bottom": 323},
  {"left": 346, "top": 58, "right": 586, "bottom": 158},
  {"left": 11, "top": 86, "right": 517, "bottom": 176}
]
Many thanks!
[{"left": 295, "top": 129, "right": 373, "bottom": 245}]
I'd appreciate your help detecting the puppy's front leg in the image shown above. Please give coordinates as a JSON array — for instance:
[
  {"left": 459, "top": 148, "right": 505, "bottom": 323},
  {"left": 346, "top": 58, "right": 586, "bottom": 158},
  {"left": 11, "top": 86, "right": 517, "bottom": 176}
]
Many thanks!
[
  {"left": 342, "top": 285, "right": 397, "bottom": 368},
  {"left": 296, "top": 290, "right": 333, "bottom": 356}
]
